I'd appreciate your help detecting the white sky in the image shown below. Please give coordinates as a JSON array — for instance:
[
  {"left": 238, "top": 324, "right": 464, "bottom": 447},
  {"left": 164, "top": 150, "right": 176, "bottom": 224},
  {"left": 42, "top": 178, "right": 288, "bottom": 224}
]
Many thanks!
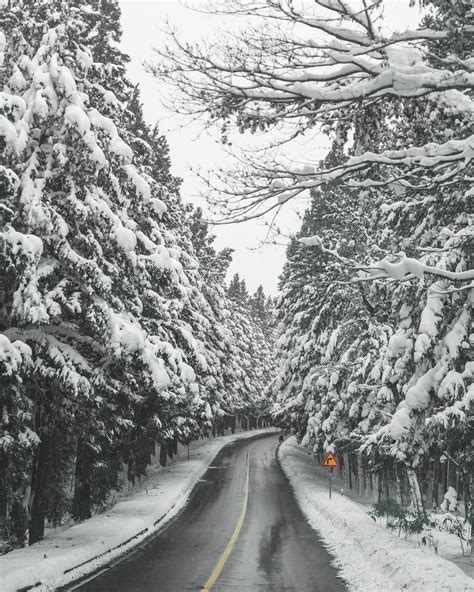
[{"left": 118, "top": 0, "right": 421, "bottom": 294}]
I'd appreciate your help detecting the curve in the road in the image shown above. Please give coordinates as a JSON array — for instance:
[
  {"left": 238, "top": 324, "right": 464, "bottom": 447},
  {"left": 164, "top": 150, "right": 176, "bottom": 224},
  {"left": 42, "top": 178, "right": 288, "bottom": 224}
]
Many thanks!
[{"left": 69, "top": 434, "right": 347, "bottom": 592}]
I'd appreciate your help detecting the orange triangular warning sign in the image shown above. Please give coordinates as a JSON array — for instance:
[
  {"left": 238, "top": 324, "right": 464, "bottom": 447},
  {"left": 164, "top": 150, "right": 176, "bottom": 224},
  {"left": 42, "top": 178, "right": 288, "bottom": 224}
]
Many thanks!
[{"left": 321, "top": 451, "right": 339, "bottom": 468}]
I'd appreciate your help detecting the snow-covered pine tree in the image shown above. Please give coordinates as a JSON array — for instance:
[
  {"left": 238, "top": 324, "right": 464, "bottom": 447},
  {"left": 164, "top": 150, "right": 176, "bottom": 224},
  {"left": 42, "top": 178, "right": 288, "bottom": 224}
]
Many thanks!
[
  {"left": 186, "top": 206, "right": 235, "bottom": 429},
  {"left": 273, "top": 0, "right": 472, "bottom": 515},
  {"left": 0, "top": 0, "right": 278, "bottom": 548},
  {"left": 188, "top": 209, "right": 276, "bottom": 430},
  {"left": 336, "top": 3, "right": 474, "bottom": 511},
  {"left": 360, "top": 96, "right": 473, "bottom": 512},
  {"left": 272, "top": 177, "right": 388, "bottom": 448},
  {"left": 249, "top": 285, "right": 267, "bottom": 327},
  {"left": 228, "top": 272, "right": 248, "bottom": 304},
  {"left": 0, "top": 0, "right": 197, "bottom": 544}
]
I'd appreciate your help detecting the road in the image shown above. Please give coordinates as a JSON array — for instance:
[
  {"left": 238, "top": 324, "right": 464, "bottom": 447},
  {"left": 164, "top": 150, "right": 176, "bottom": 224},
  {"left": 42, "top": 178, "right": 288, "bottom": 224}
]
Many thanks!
[{"left": 70, "top": 434, "right": 347, "bottom": 592}]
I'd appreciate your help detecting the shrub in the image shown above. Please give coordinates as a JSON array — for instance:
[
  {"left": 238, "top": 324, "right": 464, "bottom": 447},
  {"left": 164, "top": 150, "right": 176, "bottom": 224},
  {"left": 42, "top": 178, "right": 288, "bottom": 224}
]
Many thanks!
[{"left": 368, "top": 498, "right": 434, "bottom": 537}]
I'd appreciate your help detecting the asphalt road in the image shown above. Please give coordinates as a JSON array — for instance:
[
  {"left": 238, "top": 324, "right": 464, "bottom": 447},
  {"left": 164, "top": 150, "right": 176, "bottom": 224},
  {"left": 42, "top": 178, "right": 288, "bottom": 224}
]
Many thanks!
[{"left": 70, "top": 434, "right": 347, "bottom": 592}]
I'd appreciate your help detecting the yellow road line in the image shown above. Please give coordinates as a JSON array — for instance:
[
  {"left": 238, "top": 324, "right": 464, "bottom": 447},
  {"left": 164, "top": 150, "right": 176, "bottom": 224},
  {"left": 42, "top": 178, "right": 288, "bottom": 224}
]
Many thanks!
[{"left": 201, "top": 444, "right": 254, "bottom": 591}]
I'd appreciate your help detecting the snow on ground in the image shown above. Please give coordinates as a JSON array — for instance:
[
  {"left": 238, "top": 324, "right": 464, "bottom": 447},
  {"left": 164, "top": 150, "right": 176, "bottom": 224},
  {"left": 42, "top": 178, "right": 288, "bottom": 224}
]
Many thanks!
[
  {"left": 294, "top": 445, "right": 472, "bottom": 578},
  {"left": 0, "top": 428, "right": 276, "bottom": 592},
  {"left": 278, "top": 437, "right": 474, "bottom": 592}
]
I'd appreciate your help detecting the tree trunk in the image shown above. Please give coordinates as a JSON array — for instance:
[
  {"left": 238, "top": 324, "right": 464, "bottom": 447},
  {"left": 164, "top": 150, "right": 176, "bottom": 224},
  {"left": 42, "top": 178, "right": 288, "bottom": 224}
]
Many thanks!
[
  {"left": 72, "top": 439, "right": 92, "bottom": 522},
  {"left": 431, "top": 459, "right": 440, "bottom": 508},
  {"left": 357, "top": 454, "right": 364, "bottom": 497},
  {"left": 376, "top": 469, "right": 383, "bottom": 502},
  {"left": 0, "top": 454, "right": 27, "bottom": 544},
  {"left": 9, "top": 499, "right": 29, "bottom": 546},
  {"left": 396, "top": 465, "right": 403, "bottom": 505},
  {"left": 343, "top": 453, "right": 351, "bottom": 490},
  {"left": 350, "top": 454, "right": 355, "bottom": 490},
  {"left": 28, "top": 432, "right": 50, "bottom": 544},
  {"left": 127, "top": 455, "right": 136, "bottom": 485},
  {"left": 167, "top": 439, "right": 178, "bottom": 459},
  {"left": 28, "top": 499, "right": 45, "bottom": 544},
  {"left": 28, "top": 405, "right": 51, "bottom": 545},
  {"left": 159, "top": 442, "right": 168, "bottom": 467},
  {"left": 442, "top": 459, "right": 448, "bottom": 494},
  {"left": 407, "top": 467, "right": 424, "bottom": 514},
  {"left": 384, "top": 465, "right": 390, "bottom": 499},
  {"left": 447, "top": 459, "right": 457, "bottom": 489},
  {"left": 463, "top": 471, "right": 473, "bottom": 557}
]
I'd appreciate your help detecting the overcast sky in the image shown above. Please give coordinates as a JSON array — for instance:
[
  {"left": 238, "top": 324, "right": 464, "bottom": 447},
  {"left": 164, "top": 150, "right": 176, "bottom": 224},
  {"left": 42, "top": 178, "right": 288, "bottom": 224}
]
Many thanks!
[{"left": 119, "top": 0, "right": 421, "bottom": 294}]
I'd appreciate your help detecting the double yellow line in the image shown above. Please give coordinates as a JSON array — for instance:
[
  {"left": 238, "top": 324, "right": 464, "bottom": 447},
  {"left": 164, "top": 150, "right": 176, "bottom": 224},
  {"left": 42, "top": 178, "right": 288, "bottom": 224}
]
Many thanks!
[{"left": 201, "top": 444, "right": 254, "bottom": 591}]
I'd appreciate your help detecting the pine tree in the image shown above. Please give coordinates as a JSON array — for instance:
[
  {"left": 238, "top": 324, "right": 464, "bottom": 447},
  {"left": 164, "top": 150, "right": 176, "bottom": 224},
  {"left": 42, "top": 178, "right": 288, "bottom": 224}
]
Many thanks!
[
  {"left": 0, "top": 0, "right": 196, "bottom": 543},
  {"left": 227, "top": 273, "right": 242, "bottom": 301},
  {"left": 271, "top": 0, "right": 472, "bottom": 514},
  {"left": 238, "top": 278, "right": 248, "bottom": 303},
  {"left": 250, "top": 285, "right": 265, "bottom": 323},
  {"left": 0, "top": 0, "right": 278, "bottom": 550}
]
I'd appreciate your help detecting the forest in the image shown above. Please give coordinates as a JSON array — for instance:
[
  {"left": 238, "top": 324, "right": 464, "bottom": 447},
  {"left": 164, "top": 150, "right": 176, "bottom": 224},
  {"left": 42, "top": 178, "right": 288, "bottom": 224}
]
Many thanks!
[
  {"left": 0, "top": 0, "right": 275, "bottom": 550},
  {"left": 152, "top": 0, "right": 473, "bottom": 545},
  {"left": 0, "top": 0, "right": 472, "bottom": 562}
]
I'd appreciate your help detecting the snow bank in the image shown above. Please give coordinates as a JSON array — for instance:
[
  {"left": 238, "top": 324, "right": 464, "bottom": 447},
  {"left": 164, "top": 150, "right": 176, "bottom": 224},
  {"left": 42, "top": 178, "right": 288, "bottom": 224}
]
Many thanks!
[
  {"left": 0, "top": 428, "right": 276, "bottom": 592},
  {"left": 279, "top": 437, "right": 474, "bottom": 592}
]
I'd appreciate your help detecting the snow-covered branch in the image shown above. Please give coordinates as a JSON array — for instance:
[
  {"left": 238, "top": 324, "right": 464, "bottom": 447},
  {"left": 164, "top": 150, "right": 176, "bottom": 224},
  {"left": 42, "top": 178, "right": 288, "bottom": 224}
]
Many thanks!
[
  {"left": 298, "top": 235, "right": 474, "bottom": 283},
  {"left": 200, "top": 134, "right": 473, "bottom": 221},
  {"left": 151, "top": 0, "right": 474, "bottom": 221}
]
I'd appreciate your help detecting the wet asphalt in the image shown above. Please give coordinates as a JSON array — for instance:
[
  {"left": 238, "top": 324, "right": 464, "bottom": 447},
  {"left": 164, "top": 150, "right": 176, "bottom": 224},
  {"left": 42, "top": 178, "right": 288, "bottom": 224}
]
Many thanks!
[{"left": 69, "top": 434, "right": 347, "bottom": 592}]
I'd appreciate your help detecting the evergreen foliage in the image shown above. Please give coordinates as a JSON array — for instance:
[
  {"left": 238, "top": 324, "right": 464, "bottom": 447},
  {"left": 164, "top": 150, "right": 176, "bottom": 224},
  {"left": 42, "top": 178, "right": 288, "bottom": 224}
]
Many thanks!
[
  {"left": 152, "top": 0, "right": 472, "bottom": 523},
  {"left": 0, "top": 0, "right": 275, "bottom": 549},
  {"left": 270, "top": 1, "right": 472, "bottom": 519}
]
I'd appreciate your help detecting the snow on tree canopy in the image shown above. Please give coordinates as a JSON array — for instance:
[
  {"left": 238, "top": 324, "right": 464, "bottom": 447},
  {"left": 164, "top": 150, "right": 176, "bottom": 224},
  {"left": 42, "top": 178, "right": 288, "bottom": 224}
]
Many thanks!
[
  {"left": 269, "top": 2, "right": 472, "bottom": 518},
  {"left": 0, "top": 0, "right": 276, "bottom": 548}
]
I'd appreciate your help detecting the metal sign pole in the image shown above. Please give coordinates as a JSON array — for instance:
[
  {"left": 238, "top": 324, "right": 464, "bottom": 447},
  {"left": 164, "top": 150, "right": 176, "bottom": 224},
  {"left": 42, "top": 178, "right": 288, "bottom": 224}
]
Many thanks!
[{"left": 329, "top": 467, "right": 333, "bottom": 499}]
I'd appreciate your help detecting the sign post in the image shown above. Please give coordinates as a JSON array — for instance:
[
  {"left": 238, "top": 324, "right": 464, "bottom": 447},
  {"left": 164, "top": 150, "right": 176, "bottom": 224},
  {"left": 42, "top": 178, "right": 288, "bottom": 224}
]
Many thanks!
[{"left": 321, "top": 451, "right": 339, "bottom": 499}]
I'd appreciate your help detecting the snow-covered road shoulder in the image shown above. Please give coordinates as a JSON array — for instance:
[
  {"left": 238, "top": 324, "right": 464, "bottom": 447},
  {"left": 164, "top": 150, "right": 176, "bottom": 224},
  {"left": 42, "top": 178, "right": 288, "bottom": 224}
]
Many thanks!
[
  {"left": 0, "top": 429, "right": 276, "bottom": 592},
  {"left": 278, "top": 437, "right": 474, "bottom": 592}
]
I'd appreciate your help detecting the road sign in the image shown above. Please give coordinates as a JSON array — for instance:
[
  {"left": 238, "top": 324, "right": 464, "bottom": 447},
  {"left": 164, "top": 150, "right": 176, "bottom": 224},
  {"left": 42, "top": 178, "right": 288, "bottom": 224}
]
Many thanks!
[
  {"left": 321, "top": 451, "right": 339, "bottom": 468},
  {"left": 320, "top": 451, "right": 339, "bottom": 499}
]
